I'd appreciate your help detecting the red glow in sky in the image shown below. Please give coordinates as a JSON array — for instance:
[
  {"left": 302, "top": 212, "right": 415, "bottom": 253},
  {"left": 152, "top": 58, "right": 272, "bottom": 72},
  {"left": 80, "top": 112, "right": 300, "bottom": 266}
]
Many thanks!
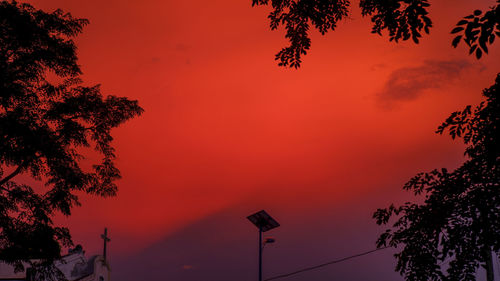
[{"left": 23, "top": 0, "right": 500, "bottom": 280}]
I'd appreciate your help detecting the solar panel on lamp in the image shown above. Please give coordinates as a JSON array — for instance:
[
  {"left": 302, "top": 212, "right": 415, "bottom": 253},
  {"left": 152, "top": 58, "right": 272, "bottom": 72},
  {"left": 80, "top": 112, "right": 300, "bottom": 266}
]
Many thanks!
[{"left": 247, "top": 210, "right": 280, "bottom": 232}]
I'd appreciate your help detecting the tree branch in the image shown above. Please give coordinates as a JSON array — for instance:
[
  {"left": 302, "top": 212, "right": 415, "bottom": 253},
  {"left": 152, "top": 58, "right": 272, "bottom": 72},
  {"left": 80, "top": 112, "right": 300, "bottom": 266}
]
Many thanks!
[{"left": 0, "top": 162, "right": 26, "bottom": 187}]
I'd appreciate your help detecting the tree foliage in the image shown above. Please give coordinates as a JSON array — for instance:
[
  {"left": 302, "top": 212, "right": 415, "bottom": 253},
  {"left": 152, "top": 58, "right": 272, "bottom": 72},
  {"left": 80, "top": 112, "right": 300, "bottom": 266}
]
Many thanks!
[
  {"left": 252, "top": 0, "right": 499, "bottom": 68},
  {"left": 451, "top": 1, "right": 500, "bottom": 60},
  {"left": 252, "top": 0, "right": 352, "bottom": 68},
  {"left": 373, "top": 74, "right": 500, "bottom": 281},
  {"left": 0, "top": 0, "right": 143, "bottom": 272}
]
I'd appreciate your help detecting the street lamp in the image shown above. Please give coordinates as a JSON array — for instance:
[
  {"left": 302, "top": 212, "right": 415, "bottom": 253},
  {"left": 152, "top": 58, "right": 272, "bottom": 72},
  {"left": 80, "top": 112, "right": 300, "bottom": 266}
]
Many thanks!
[{"left": 247, "top": 210, "right": 280, "bottom": 281}]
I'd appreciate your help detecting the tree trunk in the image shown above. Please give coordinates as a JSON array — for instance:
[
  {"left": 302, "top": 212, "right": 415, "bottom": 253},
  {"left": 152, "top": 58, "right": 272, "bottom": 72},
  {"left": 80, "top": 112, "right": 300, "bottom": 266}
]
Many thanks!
[{"left": 485, "top": 249, "right": 494, "bottom": 281}]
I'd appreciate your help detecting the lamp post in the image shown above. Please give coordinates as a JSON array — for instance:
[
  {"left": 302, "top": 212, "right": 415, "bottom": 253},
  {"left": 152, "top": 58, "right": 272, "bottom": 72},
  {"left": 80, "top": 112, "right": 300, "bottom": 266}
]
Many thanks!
[{"left": 247, "top": 210, "right": 280, "bottom": 281}]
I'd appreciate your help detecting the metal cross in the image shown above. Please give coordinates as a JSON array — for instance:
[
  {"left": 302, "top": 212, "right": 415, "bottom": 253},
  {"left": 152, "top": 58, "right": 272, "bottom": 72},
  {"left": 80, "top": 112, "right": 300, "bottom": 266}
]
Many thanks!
[{"left": 101, "top": 227, "right": 111, "bottom": 261}]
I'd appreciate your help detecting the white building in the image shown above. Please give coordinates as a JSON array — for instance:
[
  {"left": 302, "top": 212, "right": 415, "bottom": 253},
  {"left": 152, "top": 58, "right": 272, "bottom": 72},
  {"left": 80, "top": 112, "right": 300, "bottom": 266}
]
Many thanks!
[{"left": 0, "top": 245, "right": 111, "bottom": 281}]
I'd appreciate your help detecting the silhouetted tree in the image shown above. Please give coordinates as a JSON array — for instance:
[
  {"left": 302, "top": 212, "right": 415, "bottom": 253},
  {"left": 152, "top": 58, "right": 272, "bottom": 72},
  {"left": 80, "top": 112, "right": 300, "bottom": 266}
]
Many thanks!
[
  {"left": 252, "top": 0, "right": 500, "bottom": 67},
  {"left": 0, "top": 0, "right": 143, "bottom": 274},
  {"left": 373, "top": 74, "right": 500, "bottom": 281}
]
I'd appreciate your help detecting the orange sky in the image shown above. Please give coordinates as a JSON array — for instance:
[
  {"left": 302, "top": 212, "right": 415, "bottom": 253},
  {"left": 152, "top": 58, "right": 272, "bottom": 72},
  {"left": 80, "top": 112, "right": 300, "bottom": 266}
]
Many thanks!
[{"left": 23, "top": 0, "right": 500, "bottom": 280}]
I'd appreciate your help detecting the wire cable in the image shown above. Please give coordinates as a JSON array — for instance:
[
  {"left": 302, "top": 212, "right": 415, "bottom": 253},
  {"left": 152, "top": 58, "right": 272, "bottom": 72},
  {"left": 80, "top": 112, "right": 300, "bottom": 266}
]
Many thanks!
[{"left": 264, "top": 247, "right": 390, "bottom": 281}]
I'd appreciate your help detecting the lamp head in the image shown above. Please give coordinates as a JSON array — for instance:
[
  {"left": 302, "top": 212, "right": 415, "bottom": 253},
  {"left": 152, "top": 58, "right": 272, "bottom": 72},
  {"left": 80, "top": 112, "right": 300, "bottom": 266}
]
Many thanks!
[{"left": 264, "top": 237, "right": 276, "bottom": 244}]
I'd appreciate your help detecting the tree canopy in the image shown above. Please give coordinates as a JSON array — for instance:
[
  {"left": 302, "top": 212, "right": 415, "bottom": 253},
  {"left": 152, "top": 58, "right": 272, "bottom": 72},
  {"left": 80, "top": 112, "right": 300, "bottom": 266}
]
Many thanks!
[
  {"left": 252, "top": 0, "right": 500, "bottom": 67},
  {"left": 373, "top": 74, "right": 500, "bottom": 281},
  {"left": 0, "top": 0, "right": 143, "bottom": 272}
]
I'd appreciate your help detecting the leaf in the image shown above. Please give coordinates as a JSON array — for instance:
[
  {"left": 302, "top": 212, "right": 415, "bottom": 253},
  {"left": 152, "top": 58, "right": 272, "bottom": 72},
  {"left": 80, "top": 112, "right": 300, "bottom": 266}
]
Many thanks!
[
  {"left": 451, "top": 27, "right": 464, "bottom": 34},
  {"left": 469, "top": 44, "right": 477, "bottom": 54},
  {"left": 475, "top": 48, "right": 483, "bottom": 59},
  {"left": 479, "top": 38, "right": 488, "bottom": 53},
  {"left": 452, "top": 35, "right": 462, "bottom": 47},
  {"left": 457, "top": 20, "right": 468, "bottom": 26},
  {"left": 412, "top": 35, "right": 420, "bottom": 44}
]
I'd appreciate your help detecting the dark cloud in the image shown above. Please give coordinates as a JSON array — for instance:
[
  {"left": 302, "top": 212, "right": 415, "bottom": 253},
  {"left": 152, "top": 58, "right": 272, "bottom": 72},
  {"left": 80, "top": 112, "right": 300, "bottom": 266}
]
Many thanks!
[{"left": 376, "top": 60, "right": 472, "bottom": 108}]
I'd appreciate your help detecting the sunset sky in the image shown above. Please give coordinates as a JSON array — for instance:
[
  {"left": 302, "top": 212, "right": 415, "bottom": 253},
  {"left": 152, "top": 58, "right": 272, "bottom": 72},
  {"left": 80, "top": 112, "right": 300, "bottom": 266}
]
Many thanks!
[{"left": 25, "top": 0, "right": 500, "bottom": 280}]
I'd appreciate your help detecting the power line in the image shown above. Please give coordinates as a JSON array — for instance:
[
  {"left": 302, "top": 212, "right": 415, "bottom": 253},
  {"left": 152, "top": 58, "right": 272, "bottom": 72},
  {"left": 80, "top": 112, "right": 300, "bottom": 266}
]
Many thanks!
[{"left": 264, "top": 247, "right": 390, "bottom": 281}]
